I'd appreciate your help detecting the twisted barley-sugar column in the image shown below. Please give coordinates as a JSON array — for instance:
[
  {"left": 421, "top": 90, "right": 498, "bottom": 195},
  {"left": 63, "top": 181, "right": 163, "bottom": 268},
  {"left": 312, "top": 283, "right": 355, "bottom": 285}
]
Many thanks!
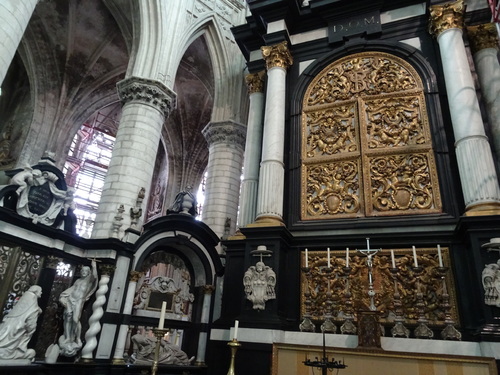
[
  {"left": 467, "top": 23, "right": 500, "bottom": 165},
  {"left": 252, "top": 42, "right": 293, "bottom": 227},
  {"left": 429, "top": 0, "right": 500, "bottom": 215},
  {"left": 236, "top": 71, "right": 266, "bottom": 232}
]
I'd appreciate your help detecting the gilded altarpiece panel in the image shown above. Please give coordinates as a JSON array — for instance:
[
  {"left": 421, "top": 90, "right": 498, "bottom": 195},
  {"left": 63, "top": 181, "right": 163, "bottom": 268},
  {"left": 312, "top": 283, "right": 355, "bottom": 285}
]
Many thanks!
[{"left": 301, "top": 52, "right": 442, "bottom": 220}]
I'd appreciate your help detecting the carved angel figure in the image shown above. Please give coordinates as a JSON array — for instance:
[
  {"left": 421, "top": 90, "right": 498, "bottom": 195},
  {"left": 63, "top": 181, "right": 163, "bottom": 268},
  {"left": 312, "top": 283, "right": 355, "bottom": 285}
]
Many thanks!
[{"left": 243, "top": 261, "right": 276, "bottom": 310}]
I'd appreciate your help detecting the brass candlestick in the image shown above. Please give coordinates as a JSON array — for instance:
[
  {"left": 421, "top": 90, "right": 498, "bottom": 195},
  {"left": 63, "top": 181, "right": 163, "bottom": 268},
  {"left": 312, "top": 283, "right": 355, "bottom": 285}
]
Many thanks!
[
  {"left": 226, "top": 339, "right": 241, "bottom": 375},
  {"left": 412, "top": 267, "right": 434, "bottom": 339},
  {"left": 437, "top": 266, "right": 461, "bottom": 340},
  {"left": 151, "top": 328, "right": 169, "bottom": 375},
  {"left": 300, "top": 266, "right": 315, "bottom": 332},
  {"left": 390, "top": 267, "right": 410, "bottom": 338},
  {"left": 340, "top": 266, "right": 357, "bottom": 335}
]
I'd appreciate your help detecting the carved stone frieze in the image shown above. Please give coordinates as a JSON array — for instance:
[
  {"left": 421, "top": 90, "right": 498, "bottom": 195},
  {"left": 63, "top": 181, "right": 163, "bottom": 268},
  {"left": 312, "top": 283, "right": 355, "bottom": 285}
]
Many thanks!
[
  {"left": 117, "top": 77, "right": 177, "bottom": 116},
  {"left": 467, "top": 23, "right": 499, "bottom": 54},
  {"left": 202, "top": 121, "right": 246, "bottom": 148},
  {"left": 245, "top": 71, "right": 265, "bottom": 94},
  {"left": 428, "top": 0, "right": 465, "bottom": 38},
  {"left": 301, "top": 52, "right": 441, "bottom": 220},
  {"left": 261, "top": 41, "right": 293, "bottom": 70}
]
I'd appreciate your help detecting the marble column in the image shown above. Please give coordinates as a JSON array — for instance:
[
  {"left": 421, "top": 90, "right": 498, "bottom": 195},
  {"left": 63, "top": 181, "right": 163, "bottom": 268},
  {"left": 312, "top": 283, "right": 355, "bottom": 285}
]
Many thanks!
[
  {"left": 237, "top": 71, "right": 266, "bottom": 230},
  {"left": 195, "top": 285, "right": 214, "bottom": 366},
  {"left": 467, "top": 23, "right": 500, "bottom": 164},
  {"left": 253, "top": 42, "right": 293, "bottom": 226},
  {"left": 0, "top": 0, "right": 38, "bottom": 87},
  {"left": 91, "top": 77, "right": 176, "bottom": 238},
  {"left": 112, "top": 270, "right": 142, "bottom": 364},
  {"left": 201, "top": 121, "right": 246, "bottom": 241},
  {"left": 429, "top": 0, "right": 500, "bottom": 215}
]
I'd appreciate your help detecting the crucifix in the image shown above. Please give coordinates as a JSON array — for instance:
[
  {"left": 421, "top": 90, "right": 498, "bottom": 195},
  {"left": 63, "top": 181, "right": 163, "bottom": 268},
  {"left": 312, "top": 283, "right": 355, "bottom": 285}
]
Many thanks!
[{"left": 357, "top": 238, "right": 381, "bottom": 311}]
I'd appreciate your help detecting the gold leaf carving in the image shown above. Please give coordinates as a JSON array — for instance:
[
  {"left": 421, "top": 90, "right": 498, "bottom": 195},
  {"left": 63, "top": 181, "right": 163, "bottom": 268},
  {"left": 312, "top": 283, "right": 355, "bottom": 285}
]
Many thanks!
[{"left": 428, "top": 0, "right": 465, "bottom": 38}]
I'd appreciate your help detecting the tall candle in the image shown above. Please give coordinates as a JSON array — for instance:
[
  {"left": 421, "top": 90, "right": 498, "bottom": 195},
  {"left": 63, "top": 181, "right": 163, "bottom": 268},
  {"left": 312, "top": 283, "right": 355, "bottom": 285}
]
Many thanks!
[
  {"left": 233, "top": 320, "right": 239, "bottom": 340},
  {"left": 305, "top": 248, "right": 309, "bottom": 268},
  {"left": 327, "top": 247, "right": 331, "bottom": 268},
  {"left": 346, "top": 248, "right": 349, "bottom": 267},
  {"left": 390, "top": 250, "right": 396, "bottom": 268},
  {"left": 437, "top": 244, "right": 443, "bottom": 267},
  {"left": 412, "top": 246, "right": 418, "bottom": 268},
  {"left": 158, "top": 301, "right": 167, "bottom": 329}
]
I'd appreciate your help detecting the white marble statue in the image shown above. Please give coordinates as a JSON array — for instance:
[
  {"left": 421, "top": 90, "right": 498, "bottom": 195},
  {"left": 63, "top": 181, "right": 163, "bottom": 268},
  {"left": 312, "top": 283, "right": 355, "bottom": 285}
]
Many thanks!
[
  {"left": 57, "top": 261, "right": 98, "bottom": 357},
  {"left": 0, "top": 285, "right": 42, "bottom": 363},
  {"left": 243, "top": 261, "right": 276, "bottom": 310},
  {"left": 130, "top": 331, "right": 194, "bottom": 366},
  {"left": 482, "top": 259, "right": 500, "bottom": 307},
  {"left": 167, "top": 185, "right": 197, "bottom": 216}
]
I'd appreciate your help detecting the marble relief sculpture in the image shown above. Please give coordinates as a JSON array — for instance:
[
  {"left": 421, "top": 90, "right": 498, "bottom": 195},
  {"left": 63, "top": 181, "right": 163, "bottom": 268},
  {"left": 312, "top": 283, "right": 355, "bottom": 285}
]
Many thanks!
[
  {"left": 0, "top": 285, "right": 42, "bottom": 363},
  {"left": 130, "top": 331, "right": 194, "bottom": 366},
  {"left": 243, "top": 261, "right": 276, "bottom": 310},
  {"left": 57, "top": 261, "right": 98, "bottom": 357},
  {"left": 482, "top": 259, "right": 500, "bottom": 307}
]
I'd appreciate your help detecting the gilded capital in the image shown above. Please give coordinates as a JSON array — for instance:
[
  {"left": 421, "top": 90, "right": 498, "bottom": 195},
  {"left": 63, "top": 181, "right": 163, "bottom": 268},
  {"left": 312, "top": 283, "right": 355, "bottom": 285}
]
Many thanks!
[
  {"left": 245, "top": 71, "right": 265, "bottom": 94},
  {"left": 428, "top": 0, "right": 465, "bottom": 38},
  {"left": 467, "top": 23, "right": 499, "bottom": 54},
  {"left": 130, "top": 270, "right": 143, "bottom": 282},
  {"left": 261, "top": 41, "right": 293, "bottom": 70},
  {"left": 203, "top": 285, "right": 215, "bottom": 295}
]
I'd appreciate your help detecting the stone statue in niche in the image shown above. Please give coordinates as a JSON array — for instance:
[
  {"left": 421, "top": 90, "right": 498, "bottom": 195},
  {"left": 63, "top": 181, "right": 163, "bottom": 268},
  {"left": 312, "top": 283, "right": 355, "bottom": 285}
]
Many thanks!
[
  {"left": 130, "top": 331, "right": 194, "bottom": 366},
  {"left": 482, "top": 259, "right": 500, "bottom": 307},
  {"left": 57, "top": 261, "right": 98, "bottom": 357},
  {"left": 167, "top": 185, "right": 197, "bottom": 216},
  {"left": 243, "top": 261, "right": 276, "bottom": 310},
  {"left": 0, "top": 285, "right": 42, "bottom": 363}
]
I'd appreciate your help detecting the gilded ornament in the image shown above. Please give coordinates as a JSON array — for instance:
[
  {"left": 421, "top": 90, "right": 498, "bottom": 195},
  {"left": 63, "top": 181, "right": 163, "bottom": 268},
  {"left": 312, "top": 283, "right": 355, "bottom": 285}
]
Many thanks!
[
  {"left": 261, "top": 41, "right": 293, "bottom": 70},
  {"left": 467, "top": 23, "right": 499, "bottom": 54},
  {"left": 428, "top": 0, "right": 465, "bottom": 38},
  {"left": 245, "top": 71, "right": 265, "bottom": 94}
]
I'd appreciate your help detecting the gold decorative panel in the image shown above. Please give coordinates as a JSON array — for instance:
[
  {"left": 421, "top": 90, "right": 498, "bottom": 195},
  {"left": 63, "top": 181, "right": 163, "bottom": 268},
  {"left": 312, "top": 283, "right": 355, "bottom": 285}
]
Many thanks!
[
  {"left": 301, "top": 52, "right": 442, "bottom": 220},
  {"left": 300, "top": 248, "right": 458, "bottom": 326}
]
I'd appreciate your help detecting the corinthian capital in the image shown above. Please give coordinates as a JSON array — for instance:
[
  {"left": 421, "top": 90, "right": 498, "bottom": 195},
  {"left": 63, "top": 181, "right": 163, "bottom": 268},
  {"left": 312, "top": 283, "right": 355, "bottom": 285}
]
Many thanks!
[
  {"left": 117, "top": 77, "right": 177, "bottom": 116},
  {"left": 467, "top": 23, "right": 499, "bottom": 54},
  {"left": 261, "top": 41, "right": 293, "bottom": 70},
  {"left": 245, "top": 71, "right": 266, "bottom": 94},
  {"left": 428, "top": 0, "right": 465, "bottom": 38}
]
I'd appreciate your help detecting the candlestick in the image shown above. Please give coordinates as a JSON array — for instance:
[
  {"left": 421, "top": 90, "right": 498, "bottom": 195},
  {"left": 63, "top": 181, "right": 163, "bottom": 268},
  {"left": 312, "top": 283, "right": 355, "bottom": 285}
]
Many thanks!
[
  {"left": 327, "top": 247, "right": 331, "bottom": 268},
  {"left": 391, "top": 250, "right": 396, "bottom": 268},
  {"left": 412, "top": 246, "right": 418, "bottom": 268},
  {"left": 345, "top": 248, "right": 349, "bottom": 267},
  {"left": 233, "top": 320, "right": 239, "bottom": 340},
  {"left": 158, "top": 301, "right": 166, "bottom": 329},
  {"left": 305, "top": 248, "right": 309, "bottom": 268},
  {"left": 437, "top": 244, "right": 443, "bottom": 267}
]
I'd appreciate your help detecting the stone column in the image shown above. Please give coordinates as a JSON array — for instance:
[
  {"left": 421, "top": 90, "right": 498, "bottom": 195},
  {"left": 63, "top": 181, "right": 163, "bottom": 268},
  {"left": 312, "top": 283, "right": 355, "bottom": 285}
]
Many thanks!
[
  {"left": 112, "top": 270, "right": 142, "bottom": 364},
  {"left": 467, "top": 23, "right": 500, "bottom": 164},
  {"left": 237, "top": 71, "right": 266, "bottom": 229},
  {"left": 0, "top": 0, "right": 38, "bottom": 87},
  {"left": 195, "top": 285, "right": 214, "bottom": 366},
  {"left": 429, "top": 0, "right": 500, "bottom": 215},
  {"left": 91, "top": 77, "right": 176, "bottom": 238},
  {"left": 253, "top": 42, "right": 293, "bottom": 226},
  {"left": 201, "top": 121, "right": 246, "bottom": 241}
]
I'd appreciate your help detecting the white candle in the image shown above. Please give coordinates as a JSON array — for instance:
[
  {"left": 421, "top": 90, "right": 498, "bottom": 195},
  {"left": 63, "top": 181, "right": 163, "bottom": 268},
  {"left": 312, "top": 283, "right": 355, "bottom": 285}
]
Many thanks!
[
  {"left": 327, "top": 247, "right": 331, "bottom": 268},
  {"left": 158, "top": 301, "right": 167, "bottom": 329},
  {"left": 412, "top": 246, "right": 418, "bottom": 268},
  {"left": 390, "top": 250, "right": 396, "bottom": 268},
  {"left": 346, "top": 248, "right": 349, "bottom": 267},
  {"left": 233, "top": 320, "right": 239, "bottom": 340},
  {"left": 437, "top": 244, "right": 443, "bottom": 267},
  {"left": 305, "top": 248, "right": 309, "bottom": 268}
]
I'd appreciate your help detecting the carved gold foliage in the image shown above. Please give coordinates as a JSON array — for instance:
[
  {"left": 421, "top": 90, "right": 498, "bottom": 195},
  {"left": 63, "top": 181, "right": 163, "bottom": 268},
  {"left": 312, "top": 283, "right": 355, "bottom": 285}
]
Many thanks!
[
  {"left": 467, "top": 23, "right": 499, "bottom": 54},
  {"left": 261, "top": 41, "right": 293, "bottom": 70},
  {"left": 368, "top": 153, "right": 437, "bottom": 213},
  {"left": 300, "top": 248, "right": 458, "bottom": 326},
  {"left": 428, "top": 0, "right": 465, "bottom": 38},
  {"left": 305, "top": 53, "right": 419, "bottom": 105},
  {"left": 365, "top": 95, "right": 427, "bottom": 149},
  {"left": 304, "top": 103, "right": 358, "bottom": 158},
  {"left": 304, "top": 161, "right": 361, "bottom": 218}
]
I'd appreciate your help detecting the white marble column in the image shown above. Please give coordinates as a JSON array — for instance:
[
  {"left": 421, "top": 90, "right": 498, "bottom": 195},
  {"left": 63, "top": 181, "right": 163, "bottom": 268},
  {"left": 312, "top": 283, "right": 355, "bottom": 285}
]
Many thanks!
[
  {"left": 429, "top": 0, "right": 500, "bottom": 215},
  {"left": 201, "top": 121, "right": 246, "bottom": 241},
  {"left": 195, "top": 285, "right": 214, "bottom": 365},
  {"left": 253, "top": 42, "right": 293, "bottom": 226},
  {"left": 0, "top": 0, "right": 38, "bottom": 87},
  {"left": 237, "top": 71, "right": 265, "bottom": 229},
  {"left": 112, "top": 271, "right": 142, "bottom": 364},
  {"left": 91, "top": 77, "right": 176, "bottom": 238},
  {"left": 467, "top": 23, "right": 500, "bottom": 165}
]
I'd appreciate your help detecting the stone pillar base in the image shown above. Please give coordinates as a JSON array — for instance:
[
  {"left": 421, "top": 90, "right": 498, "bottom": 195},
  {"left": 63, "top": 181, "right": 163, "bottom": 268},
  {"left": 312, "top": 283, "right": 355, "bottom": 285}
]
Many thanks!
[
  {"left": 247, "top": 215, "right": 285, "bottom": 227},
  {"left": 464, "top": 202, "right": 500, "bottom": 216}
]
